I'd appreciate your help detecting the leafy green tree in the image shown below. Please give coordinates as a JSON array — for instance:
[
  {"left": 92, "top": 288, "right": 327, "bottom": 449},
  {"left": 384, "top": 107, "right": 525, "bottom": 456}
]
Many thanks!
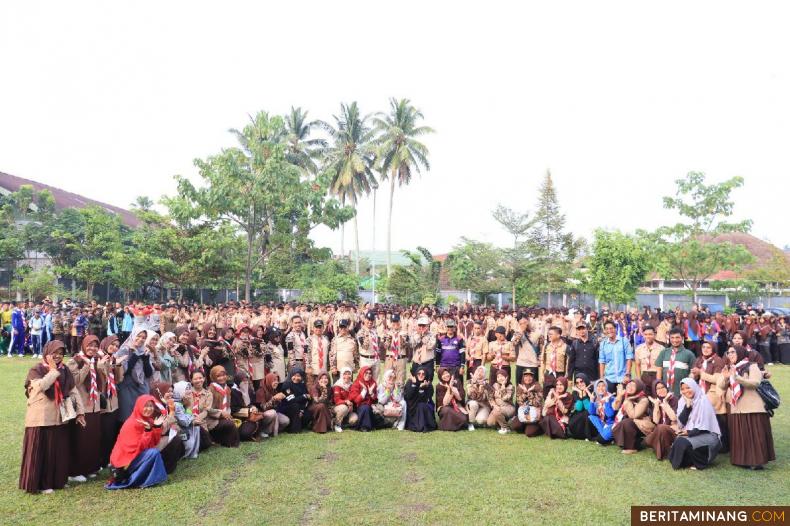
[
  {"left": 284, "top": 106, "right": 326, "bottom": 175},
  {"left": 173, "top": 110, "right": 353, "bottom": 301},
  {"left": 445, "top": 237, "right": 504, "bottom": 301},
  {"left": 584, "top": 230, "right": 652, "bottom": 305},
  {"left": 386, "top": 247, "right": 441, "bottom": 305},
  {"left": 492, "top": 204, "right": 533, "bottom": 306},
  {"left": 13, "top": 266, "right": 63, "bottom": 301},
  {"left": 321, "top": 102, "right": 377, "bottom": 275},
  {"left": 525, "top": 170, "right": 581, "bottom": 305},
  {"left": 373, "top": 98, "right": 433, "bottom": 278},
  {"left": 650, "top": 171, "right": 755, "bottom": 302}
]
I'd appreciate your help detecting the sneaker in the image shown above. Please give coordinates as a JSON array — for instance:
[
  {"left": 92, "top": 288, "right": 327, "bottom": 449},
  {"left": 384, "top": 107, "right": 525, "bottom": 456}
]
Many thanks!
[
  {"left": 767, "top": 363, "right": 774, "bottom": 366},
  {"left": 467, "top": 424, "right": 475, "bottom": 432},
  {"left": 259, "top": 432, "right": 269, "bottom": 439},
  {"left": 334, "top": 425, "right": 343, "bottom": 433},
  {"left": 41, "top": 489, "right": 54, "bottom": 495},
  {"left": 6, "top": 354, "right": 12, "bottom": 358},
  {"left": 68, "top": 475, "right": 87, "bottom": 483},
  {"left": 88, "top": 472, "right": 97, "bottom": 479},
  {"left": 498, "top": 428, "right": 508, "bottom": 435}
]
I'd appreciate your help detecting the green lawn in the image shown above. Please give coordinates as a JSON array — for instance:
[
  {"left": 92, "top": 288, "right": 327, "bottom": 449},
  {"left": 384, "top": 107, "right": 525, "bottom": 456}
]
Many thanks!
[{"left": 1, "top": 359, "right": 788, "bottom": 526}]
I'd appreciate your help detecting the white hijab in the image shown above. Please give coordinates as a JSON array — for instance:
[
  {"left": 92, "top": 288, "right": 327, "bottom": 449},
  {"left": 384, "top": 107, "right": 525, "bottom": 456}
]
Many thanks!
[{"left": 677, "top": 377, "right": 720, "bottom": 436}]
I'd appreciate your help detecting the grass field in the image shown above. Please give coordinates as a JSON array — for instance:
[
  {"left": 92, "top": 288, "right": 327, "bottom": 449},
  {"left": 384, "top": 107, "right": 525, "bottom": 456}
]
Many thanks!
[{"left": 0, "top": 359, "right": 788, "bottom": 526}]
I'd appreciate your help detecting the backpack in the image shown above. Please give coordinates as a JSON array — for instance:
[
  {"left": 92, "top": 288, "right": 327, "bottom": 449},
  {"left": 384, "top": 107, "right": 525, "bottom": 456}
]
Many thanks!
[{"left": 756, "top": 379, "right": 780, "bottom": 417}]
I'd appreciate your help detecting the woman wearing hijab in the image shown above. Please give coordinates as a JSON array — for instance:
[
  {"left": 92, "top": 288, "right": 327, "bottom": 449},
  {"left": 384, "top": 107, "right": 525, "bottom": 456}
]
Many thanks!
[
  {"left": 230, "top": 370, "right": 263, "bottom": 441},
  {"left": 172, "top": 326, "right": 209, "bottom": 383},
  {"left": 723, "top": 345, "right": 775, "bottom": 469},
  {"left": 331, "top": 367, "right": 358, "bottom": 432},
  {"left": 691, "top": 341, "right": 729, "bottom": 453},
  {"left": 249, "top": 325, "right": 268, "bottom": 390},
  {"left": 567, "top": 373, "right": 594, "bottom": 440},
  {"left": 612, "top": 378, "right": 654, "bottom": 454},
  {"left": 308, "top": 372, "right": 334, "bottom": 433},
  {"left": 644, "top": 379, "right": 679, "bottom": 460},
  {"left": 465, "top": 365, "right": 491, "bottom": 431},
  {"left": 404, "top": 367, "right": 437, "bottom": 432},
  {"left": 65, "top": 335, "right": 104, "bottom": 482},
  {"left": 19, "top": 340, "right": 85, "bottom": 494},
  {"left": 256, "top": 372, "right": 290, "bottom": 437},
  {"left": 510, "top": 369, "right": 544, "bottom": 437},
  {"left": 206, "top": 365, "right": 241, "bottom": 446},
  {"left": 540, "top": 376, "right": 572, "bottom": 439},
  {"left": 115, "top": 329, "right": 155, "bottom": 423},
  {"left": 150, "top": 381, "right": 185, "bottom": 474},
  {"left": 190, "top": 370, "right": 214, "bottom": 449},
  {"left": 106, "top": 395, "right": 168, "bottom": 489},
  {"left": 349, "top": 366, "right": 379, "bottom": 432},
  {"left": 378, "top": 368, "right": 407, "bottom": 430},
  {"left": 266, "top": 327, "right": 287, "bottom": 382},
  {"left": 154, "top": 331, "right": 178, "bottom": 384},
  {"left": 277, "top": 368, "right": 312, "bottom": 433},
  {"left": 668, "top": 378, "right": 722, "bottom": 470},
  {"left": 487, "top": 368, "right": 515, "bottom": 435},
  {"left": 435, "top": 367, "right": 469, "bottom": 431},
  {"left": 172, "top": 380, "right": 201, "bottom": 459},
  {"left": 98, "top": 335, "right": 125, "bottom": 468},
  {"left": 588, "top": 379, "right": 616, "bottom": 444}
]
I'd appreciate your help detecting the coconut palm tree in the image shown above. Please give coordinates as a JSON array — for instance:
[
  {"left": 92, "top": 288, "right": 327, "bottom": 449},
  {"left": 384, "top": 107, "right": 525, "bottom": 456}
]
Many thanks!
[
  {"left": 373, "top": 98, "right": 433, "bottom": 278},
  {"left": 321, "top": 102, "right": 377, "bottom": 275},
  {"left": 284, "top": 106, "right": 326, "bottom": 176}
]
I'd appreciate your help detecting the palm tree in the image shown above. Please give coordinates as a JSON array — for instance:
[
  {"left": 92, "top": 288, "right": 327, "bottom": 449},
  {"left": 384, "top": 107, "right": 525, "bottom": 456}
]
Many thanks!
[
  {"left": 321, "top": 102, "right": 377, "bottom": 275},
  {"left": 373, "top": 98, "right": 433, "bottom": 278},
  {"left": 284, "top": 107, "right": 326, "bottom": 176}
]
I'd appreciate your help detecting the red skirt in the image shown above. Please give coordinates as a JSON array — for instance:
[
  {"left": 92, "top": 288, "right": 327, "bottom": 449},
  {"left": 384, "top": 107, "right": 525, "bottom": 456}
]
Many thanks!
[{"left": 19, "top": 425, "right": 70, "bottom": 493}]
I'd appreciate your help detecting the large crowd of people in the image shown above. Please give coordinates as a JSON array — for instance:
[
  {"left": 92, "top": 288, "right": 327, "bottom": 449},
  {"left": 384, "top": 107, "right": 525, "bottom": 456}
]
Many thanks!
[{"left": 7, "top": 298, "right": 782, "bottom": 494}]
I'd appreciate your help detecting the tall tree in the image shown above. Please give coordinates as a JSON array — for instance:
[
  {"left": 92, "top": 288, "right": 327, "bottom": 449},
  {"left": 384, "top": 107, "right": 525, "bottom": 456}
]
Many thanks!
[
  {"left": 386, "top": 247, "right": 442, "bottom": 305},
  {"left": 283, "top": 106, "right": 326, "bottom": 176},
  {"left": 174, "top": 111, "right": 353, "bottom": 301},
  {"left": 373, "top": 98, "right": 433, "bottom": 278},
  {"left": 445, "top": 237, "right": 504, "bottom": 302},
  {"left": 321, "top": 102, "right": 377, "bottom": 275},
  {"left": 651, "top": 171, "right": 754, "bottom": 302},
  {"left": 492, "top": 204, "right": 533, "bottom": 306},
  {"left": 584, "top": 230, "right": 652, "bottom": 306},
  {"left": 526, "top": 170, "right": 581, "bottom": 306}
]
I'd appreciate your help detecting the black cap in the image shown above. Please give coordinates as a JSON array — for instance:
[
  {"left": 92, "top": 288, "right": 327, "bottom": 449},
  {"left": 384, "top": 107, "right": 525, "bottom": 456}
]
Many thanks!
[
  {"left": 313, "top": 319, "right": 324, "bottom": 328},
  {"left": 390, "top": 313, "right": 401, "bottom": 322},
  {"left": 495, "top": 326, "right": 506, "bottom": 335},
  {"left": 338, "top": 318, "right": 350, "bottom": 328},
  {"left": 365, "top": 311, "right": 376, "bottom": 321}
]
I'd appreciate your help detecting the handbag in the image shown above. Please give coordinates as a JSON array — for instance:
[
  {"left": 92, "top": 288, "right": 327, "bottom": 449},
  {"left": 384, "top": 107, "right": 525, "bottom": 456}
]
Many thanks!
[
  {"left": 59, "top": 395, "right": 77, "bottom": 423},
  {"left": 756, "top": 379, "right": 780, "bottom": 417},
  {"left": 382, "top": 405, "right": 403, "bottom": 418}
]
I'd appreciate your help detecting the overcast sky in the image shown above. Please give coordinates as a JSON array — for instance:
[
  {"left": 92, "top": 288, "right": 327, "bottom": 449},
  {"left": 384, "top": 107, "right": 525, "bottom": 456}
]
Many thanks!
[{"left": 2, "top": 1, "right": 788, "bottom": 257}]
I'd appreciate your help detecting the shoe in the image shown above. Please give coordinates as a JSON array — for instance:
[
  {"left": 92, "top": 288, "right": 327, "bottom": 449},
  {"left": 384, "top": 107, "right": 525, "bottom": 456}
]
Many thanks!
[
  {"left": 259, "top": 433, "right": 269, "bottom": 439},
  {"left": 468, "top": 424, "right": 475, "bottom": 431},
  {"left": 498, "top": 428, "right": 508, "bottom": 435},
  {"left": 767, "top": 363, "right": 773, "bottom": 366},
  {"left": 68, "top": 475, "right": 87, "bottom": 483},
  {"left": 334, "top": 425, "right": 343, "bottom": 433},
  {"left": 621, "top": 449, "right": 638, "bottom": 455},
  {"left": 88, "top": 472, "right": 97, "bottom": 479},
  {"left": 41, "top": 489, "right": 54, "bottom": 495}
]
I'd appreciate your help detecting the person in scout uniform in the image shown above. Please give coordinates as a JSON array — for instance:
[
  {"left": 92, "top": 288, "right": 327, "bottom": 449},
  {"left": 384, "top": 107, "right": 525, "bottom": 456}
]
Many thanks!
[
  {"left": 410, "top": 316, "right": 436, "bottom": 382},
  {"left": 330, "top": 318, "right": 359, "bottom": 379},
  {"left": 306, "top": 319, "right": 330, "bottom": 388},
  {"left": 357, "top": 311, "right": 383, "bottom": 382}
]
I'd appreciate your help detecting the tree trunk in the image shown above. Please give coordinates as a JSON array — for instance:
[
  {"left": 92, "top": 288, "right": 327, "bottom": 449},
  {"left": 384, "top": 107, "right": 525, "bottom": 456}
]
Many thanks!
[
  {"left": 245, "top": 229, "right": 253, "bottom": 302},
  {"left": 387, "top": 173, "right": 396, "bottom": 278},
  {"left": 353, "top": 209, "right": 360, "bottom": 276},
  {"left": 512, "top": 282, "right": 516, "bottom": 309},
  {"left": 371, "top": 188, "right": 376, "bottom": 304}
]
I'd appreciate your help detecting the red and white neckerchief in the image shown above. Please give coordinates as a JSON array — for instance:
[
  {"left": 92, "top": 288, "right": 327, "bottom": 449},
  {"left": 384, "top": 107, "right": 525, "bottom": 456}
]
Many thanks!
[
  {"left": 193, "top": 391, "right": 201, "bottom": 414},
  {"left": 186, "top": 346, "right": 195, "bottom": 376},
  {"left": 153, "top": 398, "right": 167, "bottom": 416},
  {"left": 106, "top": 357, "right": 117, "bottom": 399},
  {"left": 667, "top": 349, "right": 678, "bottom": 389},
  {"left": 48, "top": 363, "right": 64, "bottom": 405},
  {"left": 700, "top": 357, "right": 713, "bottom": 392},
  {"left": 81, "top": 353, "right": 99, "bottom": 403},
  {"left": 316, "top": 336, "right": 325, "bottom": 370},
  {"left": 391, "top": 333, "right": 400, "bottom": 360},
  {"left": 554, "top": 399, "right": 567, "bottom": 431},
  {"left": 370, "top": 330, "right": 379, "bottom": 360},
  {"left": 729, "top": 359, "right": 749, "bottom": 406},
  {"left": 211, "top": 382, "right": 229, "bottom": 411}
]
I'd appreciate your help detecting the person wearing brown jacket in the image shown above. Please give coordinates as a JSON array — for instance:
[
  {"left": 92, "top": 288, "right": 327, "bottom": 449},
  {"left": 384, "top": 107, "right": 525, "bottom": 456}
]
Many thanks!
[
  {"left": 66, "top": 335, "right": 105, "bottom": 482},
  {"left": 19, "top": 340, "right": 85, "bottom": 494}
]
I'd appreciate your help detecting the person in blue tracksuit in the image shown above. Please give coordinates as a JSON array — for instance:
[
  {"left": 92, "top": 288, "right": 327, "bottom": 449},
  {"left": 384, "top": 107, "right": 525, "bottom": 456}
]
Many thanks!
[{"left": 9, "top": 303, "right": 26, "bottom": 357}]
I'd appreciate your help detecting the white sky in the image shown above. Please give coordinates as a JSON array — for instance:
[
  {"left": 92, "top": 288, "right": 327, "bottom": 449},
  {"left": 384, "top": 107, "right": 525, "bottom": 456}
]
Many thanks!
[{"left": 2, "top": 1, "right": 789, "bottom": 257}]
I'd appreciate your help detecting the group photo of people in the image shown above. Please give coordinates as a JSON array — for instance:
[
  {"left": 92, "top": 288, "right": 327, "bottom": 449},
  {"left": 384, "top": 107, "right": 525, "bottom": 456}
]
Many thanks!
[{"left": 12, "top": 298, "right": 781, "bottom": 494}]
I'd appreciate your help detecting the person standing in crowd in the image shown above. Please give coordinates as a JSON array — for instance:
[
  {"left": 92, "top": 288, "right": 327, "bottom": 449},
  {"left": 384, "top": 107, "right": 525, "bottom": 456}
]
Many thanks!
[
  {"left": 539, "top": 326, "right": 568, "bottom": 398},
  {"left": 466, "top": 321, "right": 489, "bottom": 381},
  {"left": 285, "top": 315, "right": 308, "bottom": 374},
  {"left": 435, "top": 319, "right": 465, "bottom": 382},
  {"left": 8, "top": 302, "right": 26, "bottom": 357},
  {"left": 655, "top": 328, "right": 696, "bottom": 398},
  {"left": 723, "top": 346, "right": 775, "bottom": 470},
  {"left": 410, "top": 317, "right": 436, "bottom": 382},
  {"left": 98, "top": 335, "right": 125, "bottom": 468},
  {"left": 29, "top": 310, "right": 44, "bottom": 358},
  {"left": 634, "top": 325, "right": 664, "bottom": 395},
  {"left": 19, "top": 341, "right": 86, "bottom": 493},
  {"left": 567, "top": 322, "right": 599, "bottom": 382},
  {"left": 65, "top": 335, "right": 104, "bottom": 482},
  {"left": 306, "top": 319, "right": 330, "bottom": 388},
  {"left": 115, "top": 330, "right": 154, "bottom": 423},
  {"left": 598, "top": 320, "right": 634, "bottom": 393},
  {"left": 329, "top": 318, "right": 359, "bottom": 379},
  {"left": 357, "top": 311, "right": 383, "bottom": 381},
  {"left": 384, "top": 312, "right": 410, "bottom": 384},
  {"left": 486, "top": 326, "right": 515, "bottom": 384}
]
